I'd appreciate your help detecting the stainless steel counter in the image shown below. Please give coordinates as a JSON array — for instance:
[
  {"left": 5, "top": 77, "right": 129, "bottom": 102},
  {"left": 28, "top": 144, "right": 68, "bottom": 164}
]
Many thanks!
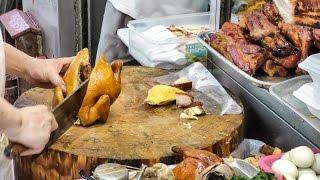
[{"left": 207, "top": 59, "right": 319, "bottom": 150}]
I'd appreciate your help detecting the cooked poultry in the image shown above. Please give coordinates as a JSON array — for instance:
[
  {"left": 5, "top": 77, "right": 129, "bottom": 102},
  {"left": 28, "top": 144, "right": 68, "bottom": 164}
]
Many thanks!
[
  {"left": 77, "top": 56, "right": 123, "bottom": 126},
  {"left": 279, "top": 22, "right": 312, "bottom": 59},
  {"left": 261, "top": 34, "right": 295, "bottom": 57},
  {"left": 172, "top": 146, "right": 222, "bottom": 180},
  {"left": 54, "top": 48, "right": 91, "bottom": 106},
  {"left": 293, "top": 0, "right": 320, "bottom": 14}
]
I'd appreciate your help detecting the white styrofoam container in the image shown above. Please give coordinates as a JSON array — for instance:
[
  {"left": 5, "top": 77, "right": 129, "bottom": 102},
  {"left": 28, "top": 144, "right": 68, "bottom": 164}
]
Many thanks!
[
  {"left": 299, "top": 53, "right": 320, "bottom": 93},
  {"left": 127, "top": 12, "right": 217, "bottom": 69},
  {"left": 293, "top": 83, "right": 320, "bottom": 119}
]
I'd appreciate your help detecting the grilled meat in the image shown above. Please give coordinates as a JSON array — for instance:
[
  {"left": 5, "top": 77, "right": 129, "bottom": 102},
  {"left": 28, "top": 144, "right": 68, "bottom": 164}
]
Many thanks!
[
  {"left": 313, "top": 28, "right": 320, "bottom": 49},
  {"left": 261, "top": 34, "right": 295, "bottom": 57},
  {"left": 207, "top": 23, "right": 266, "bottom": 76},
  {"left": 244, "top": 12, "right": 295, "bottom": 57},
  {"left": 279, "top": 22, "right": 312, "bottom": 59},
  {"left": 220, "top": 22, "right": 246, "bottom": 40},
  {"left": 294, "top": 0, "right": 320, "bottom": 13},
  {"left": 227, "top": 39, "right": 266, "bottom": 75},
  {"left": 262, "top": 60, "right": 288, "bottom": 77},
  {"left": 246, "top": 12, "right": 280, "bottom": 41},
  {"left": 294, "top": 15, "right": 320, "bottom": 28},
  {"left": 262, "top": 2, "right": 282, "bottom": 24}
]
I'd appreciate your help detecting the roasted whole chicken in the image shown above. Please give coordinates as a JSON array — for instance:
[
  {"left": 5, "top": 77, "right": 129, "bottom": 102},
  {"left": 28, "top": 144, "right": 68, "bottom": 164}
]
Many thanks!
[
  {"left": 172, "top": 146, "right": 234, "bottom": 180},
  {"left": 54, "top": 48, "right": 91, "bottom": 106},
  {"left": 77, "top": 56, "right": 123, "bottom": 126}
]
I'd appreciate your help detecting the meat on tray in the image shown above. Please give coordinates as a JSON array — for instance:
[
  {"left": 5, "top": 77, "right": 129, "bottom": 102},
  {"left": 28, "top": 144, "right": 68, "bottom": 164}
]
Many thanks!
[
  {"left": 207, "top": 22, "right": 266, "bottom": 75},
  {"left": 207, "top": 1, "right": 320, "bottom": 77}
]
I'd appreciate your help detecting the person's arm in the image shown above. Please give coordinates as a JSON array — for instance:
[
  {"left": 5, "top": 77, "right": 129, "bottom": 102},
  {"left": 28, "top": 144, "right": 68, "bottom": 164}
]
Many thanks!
[
  {"left": 0, "top": 96, "right": 58, "bottom": 156},
  {"left": 4, "top": 43, "right": 73, "bottom": 91}
]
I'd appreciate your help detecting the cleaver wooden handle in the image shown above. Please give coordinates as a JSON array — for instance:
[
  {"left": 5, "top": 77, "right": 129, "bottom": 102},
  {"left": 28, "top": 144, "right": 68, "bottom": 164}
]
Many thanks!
[{"left": 4, "top": 142, "right": 28, "bottom": 158}]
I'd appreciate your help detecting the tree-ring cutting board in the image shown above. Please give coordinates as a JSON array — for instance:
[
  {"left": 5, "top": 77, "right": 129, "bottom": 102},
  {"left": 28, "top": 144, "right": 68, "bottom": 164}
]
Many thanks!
[{"left": 14, "top": 66, "right": 244, "bottom": 180}]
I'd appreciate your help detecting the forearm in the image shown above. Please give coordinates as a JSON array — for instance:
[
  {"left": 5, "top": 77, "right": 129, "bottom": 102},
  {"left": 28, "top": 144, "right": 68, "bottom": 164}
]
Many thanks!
[
  {"left": 4, "top": 43, "right": 33, "bottom": 78},
  {"left": 0, "top": 97, "right": 20, "bottom": 135}
]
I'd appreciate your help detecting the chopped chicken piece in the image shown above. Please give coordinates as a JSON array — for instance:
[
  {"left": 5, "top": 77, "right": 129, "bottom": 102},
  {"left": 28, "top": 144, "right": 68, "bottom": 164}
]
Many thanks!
[
  {"left": 180, "top": 106, "right": 206, "bottom": 120},
  {"left": 172, "top": 77, "right": 192, "bottom": 91},
  {"left": 176, "top": 93, "right": 194, "bottom": 108}
]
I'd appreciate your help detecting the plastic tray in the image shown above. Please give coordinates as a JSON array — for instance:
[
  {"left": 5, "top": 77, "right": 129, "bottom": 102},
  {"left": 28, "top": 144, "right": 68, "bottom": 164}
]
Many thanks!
[
  {"left": 127, "top": 12, "right": 216, "bottom": 69},
  {"left": 197, "top": 31, "right": 296, "bottom": 88},
  {"left": 270, "top": 75, "right": 320, "bottom": 122}
]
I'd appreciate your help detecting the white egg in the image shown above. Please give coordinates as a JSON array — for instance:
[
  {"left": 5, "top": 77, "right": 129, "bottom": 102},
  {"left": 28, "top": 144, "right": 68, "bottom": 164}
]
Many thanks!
[
  {"left": 272, "top": 159, "right": 298, "bottom": 178},
  {"left": 298, "top": 173, "right": 318, "bottom": 180},
  {"left": 290, "top": 146, "right": 315, "bottom": 168},
  {"left": 299, "top": 168, "right": 316, "bottom": 176},
  {"left": 282, "top": 152, "right": 291, "bottom": 161},
  {"left": 312, "top": 153, "right": 320, "bottom": 174},
  {"left": 284, "top": 175, "right": 295, "bottom": 180}
]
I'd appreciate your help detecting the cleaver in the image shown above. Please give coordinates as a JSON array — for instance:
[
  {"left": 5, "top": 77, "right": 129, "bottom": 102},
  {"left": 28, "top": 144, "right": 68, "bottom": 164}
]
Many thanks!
[{"left": 4, "top": 79, "right": 89, "bottom": 158}]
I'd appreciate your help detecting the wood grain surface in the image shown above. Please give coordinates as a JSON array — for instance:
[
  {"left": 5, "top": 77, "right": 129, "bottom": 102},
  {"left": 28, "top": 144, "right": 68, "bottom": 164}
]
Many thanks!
[{"left": 14, "top": 66, "right": 244, "bottom": 180}]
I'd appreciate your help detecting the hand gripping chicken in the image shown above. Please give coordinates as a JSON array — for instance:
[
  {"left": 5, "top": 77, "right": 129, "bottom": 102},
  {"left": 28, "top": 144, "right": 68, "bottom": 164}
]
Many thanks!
[
  {"left": 77, "top": 56, "right": 123, "bottom": 126},
  {"left": 54, "top": 48, "right": 91, "bottom": 106}
]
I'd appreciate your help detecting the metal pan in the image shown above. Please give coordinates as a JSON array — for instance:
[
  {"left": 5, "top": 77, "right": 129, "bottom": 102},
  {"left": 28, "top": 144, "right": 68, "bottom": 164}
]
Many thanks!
[{"left": 197, "top": 31, "right": 295, "bottom": 88}]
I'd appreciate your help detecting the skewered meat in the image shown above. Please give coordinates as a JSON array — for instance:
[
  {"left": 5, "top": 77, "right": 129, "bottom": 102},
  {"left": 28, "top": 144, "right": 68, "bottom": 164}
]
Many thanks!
[
  {"left": 54, "top": 48, "right": 91, "bottom": 106},
  {"left": 172, "top": 146, "right": 222, "bottom": 180},
  {"left": 279, "top": 22, "right": 312, "bottom": 59},
  {"left": 77, "top": 57, "right": 123, "bottom": 126},
  {"left": 313, "top": 28, "right": 320, "bottom": 49}
]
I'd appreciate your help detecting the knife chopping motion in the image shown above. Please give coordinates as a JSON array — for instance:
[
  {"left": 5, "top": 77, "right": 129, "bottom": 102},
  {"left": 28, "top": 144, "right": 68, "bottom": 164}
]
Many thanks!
[{"left": 0, "top": 43, "right": 73, "bottom": 156}]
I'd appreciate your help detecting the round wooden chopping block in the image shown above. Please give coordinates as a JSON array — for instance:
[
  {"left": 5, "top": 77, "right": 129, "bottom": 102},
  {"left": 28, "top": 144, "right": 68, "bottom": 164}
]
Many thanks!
[{"left": 14, "top": 66, "right": 244, "bottom": 180}]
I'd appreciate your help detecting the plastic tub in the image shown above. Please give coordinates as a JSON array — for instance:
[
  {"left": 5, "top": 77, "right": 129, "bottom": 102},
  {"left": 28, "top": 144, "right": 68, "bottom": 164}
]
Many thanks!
[
  {"left": 299, "top": 53, "right": 320, "bottom": 93},
  {"left": 293, "top": 83, "right": 320, "bottom": 119},
  {"left": 127, "top": 12, "right": 216, "bottom": 68}
]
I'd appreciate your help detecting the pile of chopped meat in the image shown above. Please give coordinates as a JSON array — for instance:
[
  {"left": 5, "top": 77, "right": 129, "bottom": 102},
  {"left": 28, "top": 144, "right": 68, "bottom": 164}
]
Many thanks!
[{"left": 206, "top": 1, "right": 320, "bottom": 77}]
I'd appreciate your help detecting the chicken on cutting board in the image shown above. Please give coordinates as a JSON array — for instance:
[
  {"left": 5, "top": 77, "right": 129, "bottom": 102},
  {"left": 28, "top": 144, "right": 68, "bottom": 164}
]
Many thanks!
[
  {"left": 77, "top": 56, "right": 123, "bottom": 126},
  {"left": 54, "top": 48, "right": 92, "bottom": 106}
]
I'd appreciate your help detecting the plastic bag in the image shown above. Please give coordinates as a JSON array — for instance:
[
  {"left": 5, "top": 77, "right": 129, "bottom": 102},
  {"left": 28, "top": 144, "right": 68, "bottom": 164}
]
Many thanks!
[{"left": 154, "top": 62, "right": 242, "bottom": 115}]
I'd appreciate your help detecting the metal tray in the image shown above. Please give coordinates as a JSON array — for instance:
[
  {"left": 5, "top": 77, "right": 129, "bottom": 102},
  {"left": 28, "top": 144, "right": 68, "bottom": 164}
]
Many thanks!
[
  {"left": 197, "top": 31, "right": 295, "bottom": 88},
  {"left": 270, "top": 75, "right": 320, "bottom": 124}
]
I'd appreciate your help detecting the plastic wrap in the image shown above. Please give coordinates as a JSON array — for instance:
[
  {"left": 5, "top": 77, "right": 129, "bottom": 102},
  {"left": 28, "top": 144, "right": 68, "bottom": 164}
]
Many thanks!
[{"left": 154, "top": 62, "right": 242, "bottom": 115}]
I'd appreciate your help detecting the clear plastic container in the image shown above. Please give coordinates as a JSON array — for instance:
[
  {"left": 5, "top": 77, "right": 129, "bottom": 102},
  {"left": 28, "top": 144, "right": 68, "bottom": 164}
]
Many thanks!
[
  {"left": 299, "top": 53, "right": 320, "bottom": 93},
  {"left": 293, "top": 83, "right": 320, "bottom": 119},
  {"left": 127, "top": 12, "right": 216, "bottom": 69}
]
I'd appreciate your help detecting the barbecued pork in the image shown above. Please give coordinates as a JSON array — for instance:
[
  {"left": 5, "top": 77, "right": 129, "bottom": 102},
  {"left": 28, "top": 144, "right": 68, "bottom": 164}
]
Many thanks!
[
  {"left": 262, "top": 60, "right": 288, "bottom": 77},
  {"left": 245, "top": 12, "right": 295, "bottom": 57},
  {"left": 313, "top": 28, "right": 320, "bottom": 49},
  {"left": 279, "top": 22, "right": 312, "bottom": 59},
  {"left": 207, "top": 23, "right": 266, "bottom": 76},
  {"left": 227, "top": 39, "right": 266, "bottom": 75},
  {"left": 262, "top": 2, "right": 282, "bottom": 24}
]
